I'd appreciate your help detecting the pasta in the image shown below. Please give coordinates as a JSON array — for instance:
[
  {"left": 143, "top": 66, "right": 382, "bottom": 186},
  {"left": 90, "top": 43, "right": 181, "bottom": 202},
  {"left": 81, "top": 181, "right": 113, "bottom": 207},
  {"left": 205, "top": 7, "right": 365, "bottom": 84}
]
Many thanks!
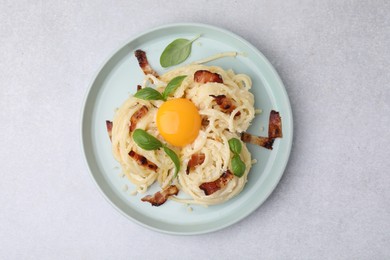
[{"left": 109, "top": 59, "right": 257, "bottom": 206}]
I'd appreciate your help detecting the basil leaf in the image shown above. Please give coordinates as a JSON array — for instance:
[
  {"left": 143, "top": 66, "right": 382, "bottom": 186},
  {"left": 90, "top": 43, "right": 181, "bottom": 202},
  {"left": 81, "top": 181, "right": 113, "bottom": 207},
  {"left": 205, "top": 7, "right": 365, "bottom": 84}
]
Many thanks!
[
  {"left": 231, "top": 154, "right": 246, "bottom": 177},
  {"left": 134, "top": 87, "right": 163, "bottom": 101},
  {"left": 133, "top": 129, "right": 162, "bottom": 150},
  {"left": 163, "top": 146, "right": 180, "bottom": 177},
  {"left": 162, "top": 75, "right": 187, "bottom": 100},
  {"left": 228, "top": 138, "right": 242, "bottom": 154},
  {"left": 160, "top": 35, "right": 200, "bottom": 68}
]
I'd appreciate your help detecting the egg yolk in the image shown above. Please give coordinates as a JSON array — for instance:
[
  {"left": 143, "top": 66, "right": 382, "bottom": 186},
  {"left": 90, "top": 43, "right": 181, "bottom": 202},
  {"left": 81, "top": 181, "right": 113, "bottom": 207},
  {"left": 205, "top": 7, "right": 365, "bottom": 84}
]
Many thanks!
[{"left": 157, "top": 98, "right": 201, "bottom": 147}]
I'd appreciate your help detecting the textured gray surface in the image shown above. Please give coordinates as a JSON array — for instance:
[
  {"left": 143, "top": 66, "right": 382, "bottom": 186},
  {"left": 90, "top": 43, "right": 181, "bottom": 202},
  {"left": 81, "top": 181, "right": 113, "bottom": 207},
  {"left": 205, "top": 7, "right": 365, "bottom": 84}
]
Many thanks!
[{"left": 1, "top": 0, "right": 389, "bottom": 259}]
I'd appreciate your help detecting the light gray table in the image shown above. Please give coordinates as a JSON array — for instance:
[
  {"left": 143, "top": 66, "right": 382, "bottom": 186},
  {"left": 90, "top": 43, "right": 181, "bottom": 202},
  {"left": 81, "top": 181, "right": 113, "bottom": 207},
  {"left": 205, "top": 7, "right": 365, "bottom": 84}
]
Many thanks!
[{"left": 1, "top": 1, "right": 389, "bottom": 259}]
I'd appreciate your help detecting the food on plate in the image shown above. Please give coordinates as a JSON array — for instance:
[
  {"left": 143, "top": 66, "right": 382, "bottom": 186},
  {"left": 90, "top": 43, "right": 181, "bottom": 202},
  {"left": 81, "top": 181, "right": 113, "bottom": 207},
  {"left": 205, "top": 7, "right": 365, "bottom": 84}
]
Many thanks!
[
  {"left": 156, "top": 98, "right": 201, "bottom": 147},
  {"left": 160, "top": 35, "right": 200, "bottom": 67},
  {"left": 141, "top": 185, "right": 179, "bottom": 206},
  {"left": 106, "top": 39, "right": 282, "bottom": 207}
]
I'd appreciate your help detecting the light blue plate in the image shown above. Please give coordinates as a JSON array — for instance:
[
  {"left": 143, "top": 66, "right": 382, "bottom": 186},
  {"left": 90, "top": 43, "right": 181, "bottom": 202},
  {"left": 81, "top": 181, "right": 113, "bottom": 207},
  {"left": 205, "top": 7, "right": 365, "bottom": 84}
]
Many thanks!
[{"left": 81, "top": 23, "right": 293, "bottom": 235}]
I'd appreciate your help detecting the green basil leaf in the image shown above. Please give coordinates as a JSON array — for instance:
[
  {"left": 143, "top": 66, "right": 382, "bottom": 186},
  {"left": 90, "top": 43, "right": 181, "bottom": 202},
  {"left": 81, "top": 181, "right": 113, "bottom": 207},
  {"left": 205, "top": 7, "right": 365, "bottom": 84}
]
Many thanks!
[
  {"left": 160, "top": 35, "right": 200, "bottom": 68},
  {"left": 134, "top": 87, "right": 164, "bottom": 101},
  {"left": 133, "top": 129, "right": 162, "bottom": 150},
  {"left": 231, "top": 154, "right": 246, "bottom": 177},
  {"left": 163, "top": 146, "right": 180, "bottom": 178},
  {"left": 228, "top": 138, "right": 242, "bottom": 154},
  {"left": 162, "top": 75, "right": 187, "bottom": 100}
]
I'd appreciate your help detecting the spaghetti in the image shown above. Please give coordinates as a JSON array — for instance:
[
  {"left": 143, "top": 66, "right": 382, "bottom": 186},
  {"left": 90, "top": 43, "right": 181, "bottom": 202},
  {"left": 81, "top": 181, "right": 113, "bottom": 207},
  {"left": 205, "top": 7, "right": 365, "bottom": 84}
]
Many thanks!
[{"left": 109, "top": 55, "right": 257, "bottom": 206}]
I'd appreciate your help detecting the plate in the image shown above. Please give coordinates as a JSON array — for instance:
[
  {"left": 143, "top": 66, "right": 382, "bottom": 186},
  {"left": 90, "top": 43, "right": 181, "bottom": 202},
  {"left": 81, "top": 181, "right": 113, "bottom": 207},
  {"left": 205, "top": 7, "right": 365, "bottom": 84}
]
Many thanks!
[{"left": 81, "top": 23, "right": 293, "bottom": 235}]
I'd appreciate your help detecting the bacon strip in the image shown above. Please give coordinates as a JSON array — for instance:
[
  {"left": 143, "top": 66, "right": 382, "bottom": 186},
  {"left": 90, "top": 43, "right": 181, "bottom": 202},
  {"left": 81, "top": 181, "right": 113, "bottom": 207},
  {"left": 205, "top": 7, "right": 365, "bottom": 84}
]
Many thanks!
[
  {"left": 141, "top": 185, "right": 179, "bottom": 206},
  {"left": 106, "top": 120, "right": 113, "bottom": 141},
  {"left": 134, "top": 50, "right": 159, "bottom": 77},
  {"left": 201, "top": 117, "right": 210, "bottom": 127},
  {"left": 128, "top": 150, "right": 158, "bottom": 171},
  {"left": 199, "top": 170, "right": 234, "bottom": 196},
  {"left": 240, "top": 110, "right": 282, "bottom": 150},
  {"left": 241, "top": 132, "right": 274, "bottom": 150},
  {"left": 137, "top": 85, "right": 142, "bottom": 91},
  {"left": 129, "top": 105, "right": 148, "bottom": 132},
  {"left": 269, "top": 110, "right": 282, "bottom": 138},
  {"left": 209, "top": 95, "right": 241, "bottom": 116},
  {"left": 186, "top": 153, "right": 205, "bottom": 174},
  {"left": 194, "top": 70, "right": 223, "bottom": 84}
]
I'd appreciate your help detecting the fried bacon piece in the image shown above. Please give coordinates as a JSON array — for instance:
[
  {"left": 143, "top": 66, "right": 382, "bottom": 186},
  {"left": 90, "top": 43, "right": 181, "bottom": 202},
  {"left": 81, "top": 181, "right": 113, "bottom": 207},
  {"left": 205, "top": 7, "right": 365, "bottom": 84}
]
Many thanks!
[
  {"left": 241, "top": 132, "right": 274, "bottom": 150},
  {"left": 141, "top": 185, "right": 179, "bottom": 206},
  {"left": 128, "top": 150, "right": 158, "bottom": 171},
  {"left": 186, "top": 153, "right": 205, "bottom": 174},
  {"left": 194, "top": 70, "right": 223, "bottom": 84},
  {"left": 210, "top": 95, "right": 240, "bottom": 116},
  {"left": 199, "top": 170, "right": 234, "bottom": 196},
  {"left": 269, "top": 110, "right": 282, "bottom": 138},
  {"left": 106, "top": 120, "right": 113, "bottom": 141},
  {"left": 201, "top": 117, "right": 210, "bottom": 127},
  {"left": 137, "top": 85, "right": 142, "bottom": 91},
  {"left": 134, "top": 49, "right": 159, "bottom": 77},
  {"left": 240, "top": 110, "right": 282, "bottom": 150},
  {"left": 129, "top": 105, "right": 149, "bottom": 132}
]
